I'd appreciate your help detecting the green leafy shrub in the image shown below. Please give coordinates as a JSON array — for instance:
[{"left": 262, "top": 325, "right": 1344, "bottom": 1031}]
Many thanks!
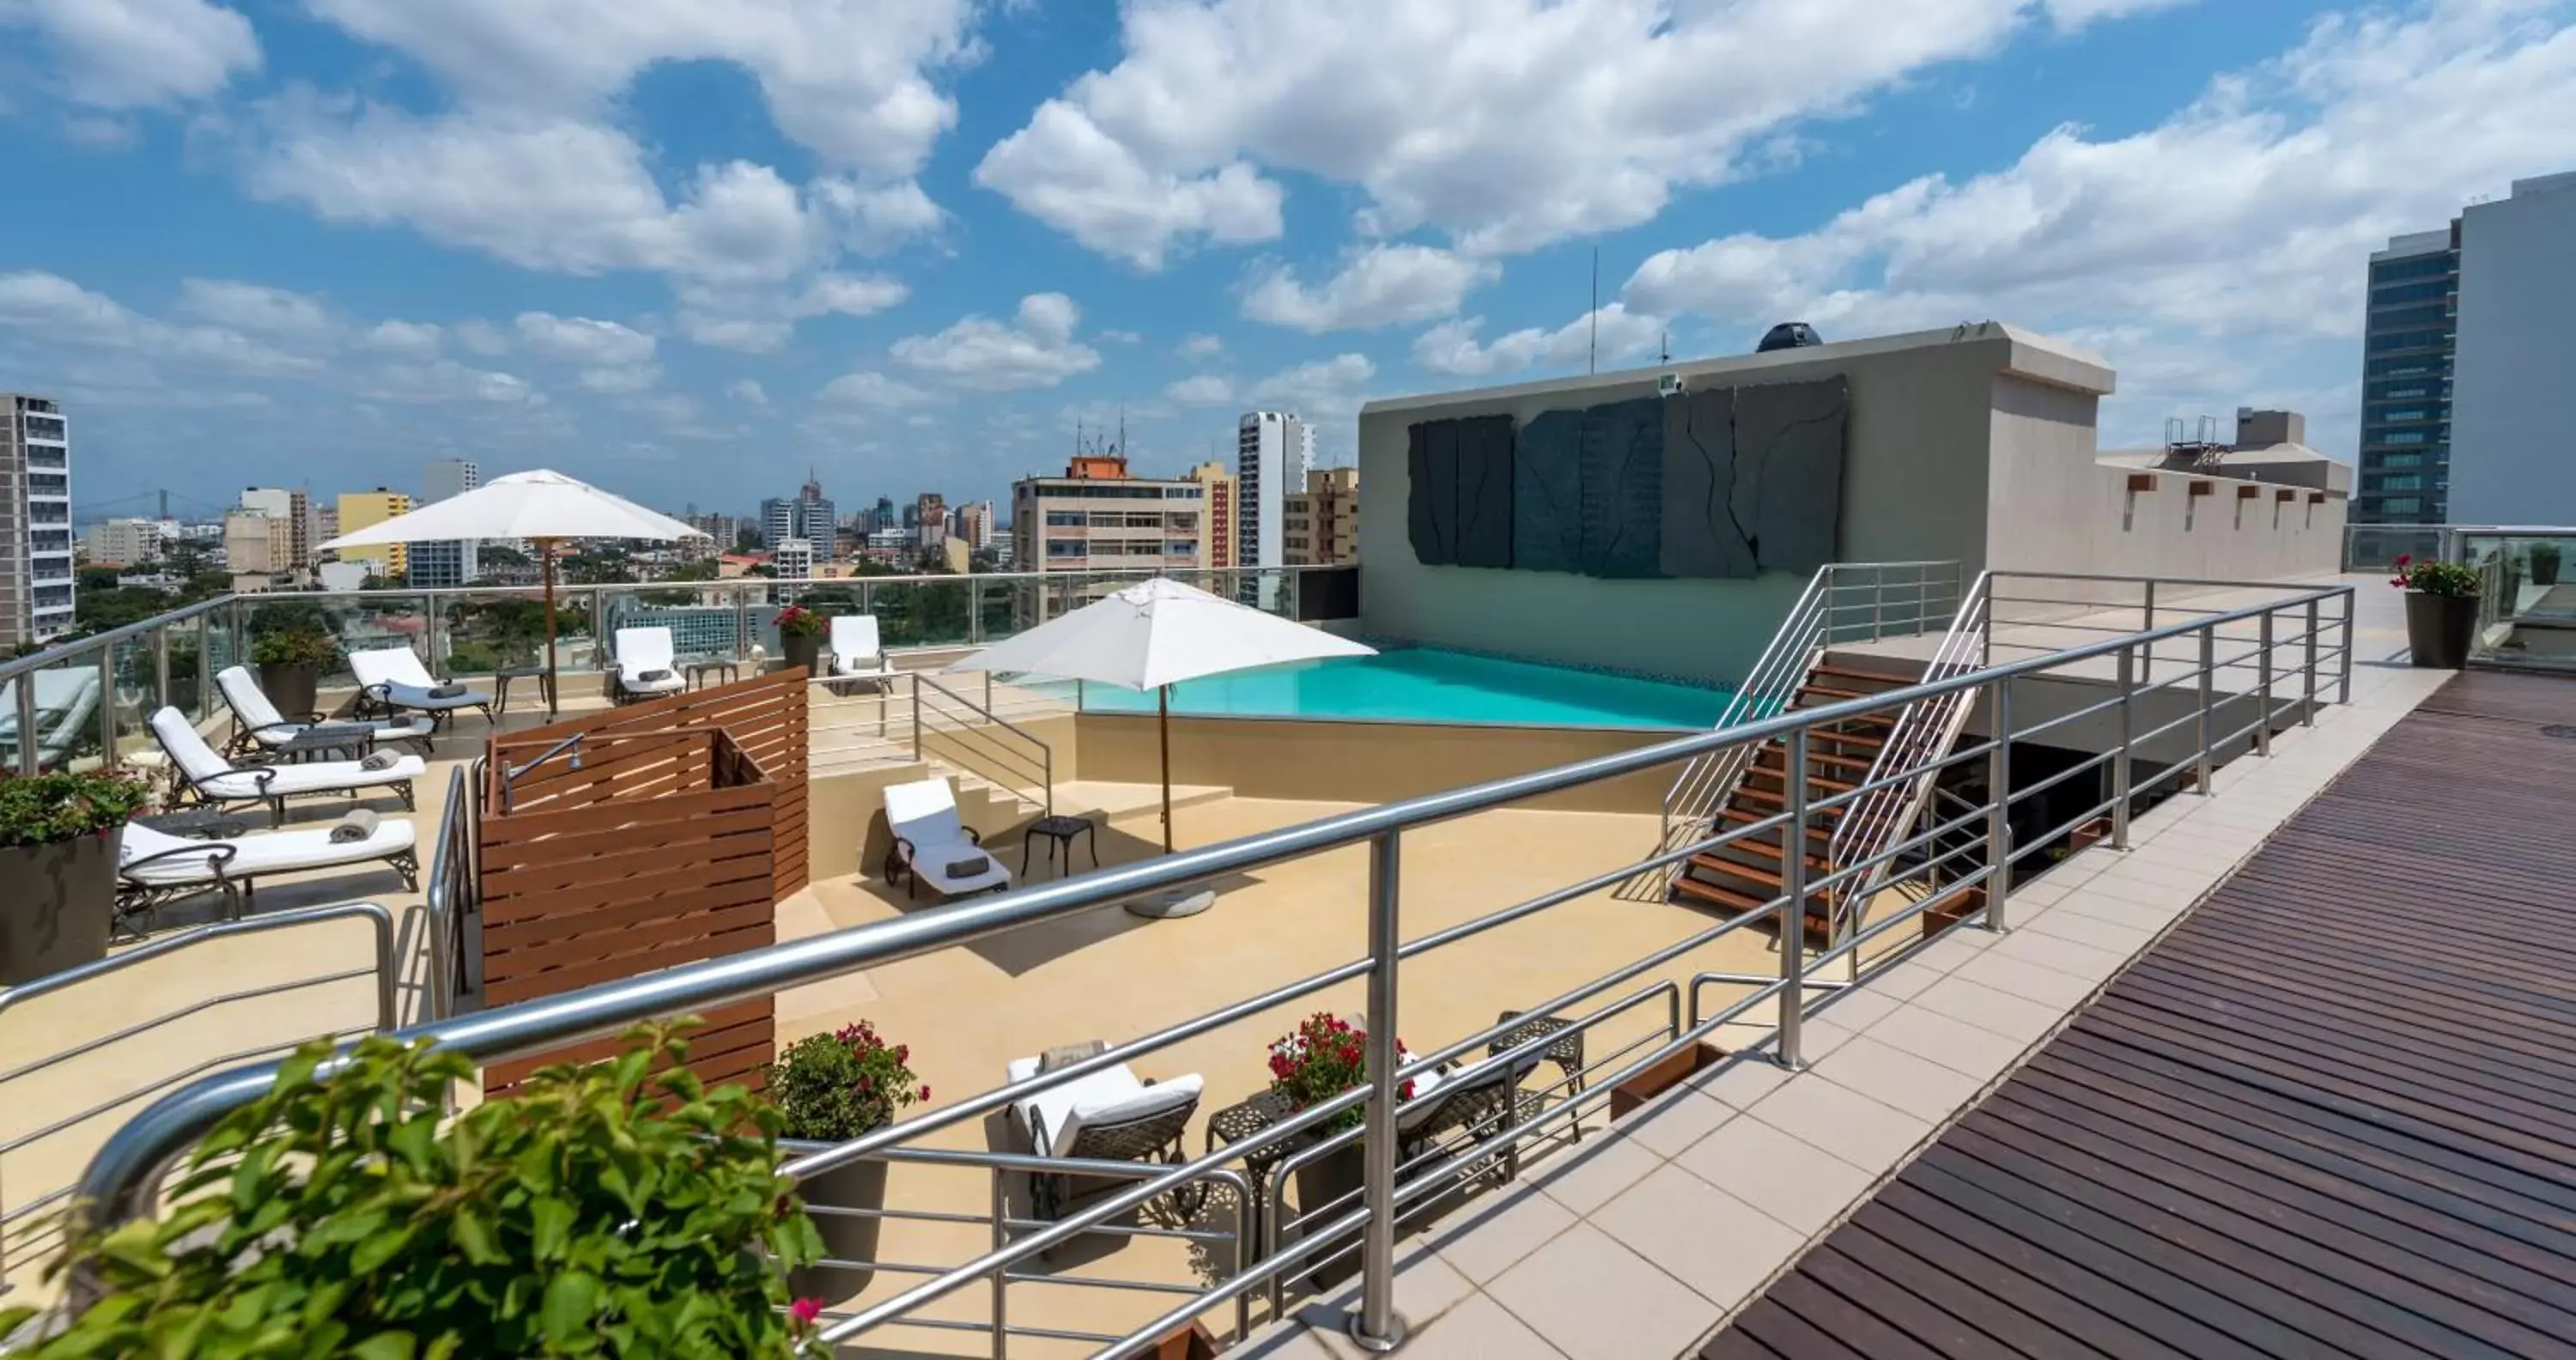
[
  {"left": 1, "top": 1025, "right": 829, "bottom": 1358},
  {"left": 2388, "top": 555, "right": 2481, "bottom": 598},
  {"left": 248, "top": 628, "right": 341, "bottom": 668},
  {"left": 0, "top": 769, "right": 150, "bottom": 847},
  {"left": 767, "top": 1021, "right": 925, "bottom": 1140}
]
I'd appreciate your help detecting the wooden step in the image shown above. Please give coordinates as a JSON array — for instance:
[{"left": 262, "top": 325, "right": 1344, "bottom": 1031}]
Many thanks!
[
  {"left": 1729, "top": 785, "right": 1854, "bottom": 815},
  {"left": 1810, "top": 664, "right": 1920, "bottom": 686},
  {"left": 1689, "top": 850, "right": 1833, "bottom": 889},
  {"left": 1741, "top": 766, "right": 1859, "bottom": 796},
  {"left": 1668, "top": 874, "right": 1834, "bottom": 943},
  {"left": 1753, "top": 745, "right": 1878, "bottom": 775},
  {"left": 1716, "top": 807, "right": 1837, "bottom": 841}
]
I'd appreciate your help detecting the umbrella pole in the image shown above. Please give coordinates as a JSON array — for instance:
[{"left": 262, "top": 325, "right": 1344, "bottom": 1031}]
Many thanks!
[
  {"left": 540, "top": 537, "right": 560, "bottom": 718},
  {"left": 1159, "top": 684, "right": 1174, "bottom": 854}
]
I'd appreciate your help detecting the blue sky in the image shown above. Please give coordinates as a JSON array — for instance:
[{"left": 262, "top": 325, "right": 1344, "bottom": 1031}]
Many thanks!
[{"left": 2, "top": 0, "right": 2570, "bottom": 521}]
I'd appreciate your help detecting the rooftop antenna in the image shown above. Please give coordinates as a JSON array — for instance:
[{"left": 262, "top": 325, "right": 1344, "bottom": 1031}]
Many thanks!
[
  {"left": 1660, "top": 330, "right": 1671, "bottom": 364},
  {"left": 1589, "top": 246, "right": 1600, "bottom": 375}
]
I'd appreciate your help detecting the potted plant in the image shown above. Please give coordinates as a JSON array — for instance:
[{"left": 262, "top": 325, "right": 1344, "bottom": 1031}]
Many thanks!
[
  {"left": 164, "top": 639, "right": 201, "bottom": 715},
  {"left": 774, "top": 605, "right": 827, "bottom": 676},
  {"left": 1267, "top": 1013, "right": 1419, "bottom": 1287},
  {"left": 250, "top": 627, "right": 339, "bottom": 718},
  {"left": 768, "top": 1021, "right": 925, "bottom": 1304},
  {"left": 0, "top": 769, "right": 150, "bottom": 984},
  {"left": 2391, "top": 555, "right": 2482, "bottom": 669},
  {"left": 2530, "top": 542, "right": 2562, "bottom": 588},
  {"left": 1, "top": 1024, "right": 832, "bottom": 1357}
]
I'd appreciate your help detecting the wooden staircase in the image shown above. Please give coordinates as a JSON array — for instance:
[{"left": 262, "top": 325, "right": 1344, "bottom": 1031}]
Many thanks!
[{"left": 1671, "top": 661, "right": 1922, "bottom": 943}]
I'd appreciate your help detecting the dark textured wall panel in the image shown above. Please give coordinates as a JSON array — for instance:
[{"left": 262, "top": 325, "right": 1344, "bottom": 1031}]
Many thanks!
[
  {"left": 1512, "top": 410, "right": 1586, "bottom": 574},
  {"left": 1454, "top": 415, "right": 1516, "bottom": 568},
  {"left": 1735, "top": 377, "right": 1849, "bottom": 573},
  {"left": 1660, "top": 386, "right": 1757, "bottom": 580},
  {"left": 1579, "top": 398, "right": 1664, "bottom": 579},
  {"left": 1406, "top": 420, "right": 1456, "bottom": 565}
]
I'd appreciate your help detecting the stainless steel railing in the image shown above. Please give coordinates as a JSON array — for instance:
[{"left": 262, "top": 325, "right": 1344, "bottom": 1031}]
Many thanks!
[
  {"left": 0, "top": 903, "right": 397, "bottom": 1291},
  {"left": 909, "top": 672, "right": 1056, "bottom": 820},
  {"left": 422, "top": 764, "right": 482, "bottom": 1022},
  {"left": 1660, "top": 561, "right": 1963, "bottom": 853},
  {"left": 69, "top": 572, "right": 2354, "bottom": 1353}
]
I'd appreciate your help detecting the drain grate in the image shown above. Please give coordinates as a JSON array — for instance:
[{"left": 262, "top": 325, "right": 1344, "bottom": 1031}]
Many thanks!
[{"left": 2543, "top": 725, "right": 2576, "bottom": 740}]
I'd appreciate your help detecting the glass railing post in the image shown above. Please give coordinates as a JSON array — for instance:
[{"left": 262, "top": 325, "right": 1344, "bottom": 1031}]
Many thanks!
[
  {"left": 1985, "top": 677, "right": 2011, "bottom": 931},
  {"left": 2256, "top": 610, "right": 2275, "bottom": 757},
  {"left": 2196, "top": 624, "right": 2217, "bottom": 794},
  {"left": 154, "top": 625, "right": 171, "bottom": 712},
  {"left": 15, "top": 665, "right": 39, "bottom": 774},
  {"left": 2338, "top": 591, "right": 2355, "bottom": 704},
  {"left": 2111, "top": 646, "right": 2134, "bottom": 851},
  {"left": 1350, "top": 828, "right": 1408, "bottom": 1354},
  {"left": 989, "top": 1169, "right": 1010, "bottom": 1360},
  {"left": 2141, "top": 579, "right": 2157, "bottom": 683},
  {"left": 96, "top": 643, "right": 117, "bottom": 768},
  {"left": 2302, "top": 598, "right": 2320, "bottom": 727},
  {"left": 1777, "top": 726, "right": 1810, "bottom": 1070}
]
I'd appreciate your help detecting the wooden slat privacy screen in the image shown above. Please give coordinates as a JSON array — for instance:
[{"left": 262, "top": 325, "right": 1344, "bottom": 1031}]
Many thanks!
[{"left": 476, "top": 671, "right": 811, "bottom": 1096}]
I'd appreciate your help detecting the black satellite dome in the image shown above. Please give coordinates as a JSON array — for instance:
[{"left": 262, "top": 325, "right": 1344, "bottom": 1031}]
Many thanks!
[{"left": 1756, "top": 322, "right": 1823, "bottom": 353}]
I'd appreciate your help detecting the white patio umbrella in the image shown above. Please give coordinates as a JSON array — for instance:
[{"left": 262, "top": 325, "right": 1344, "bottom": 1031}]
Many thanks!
[
  {"left": 947, "top": 577, "right": 1374, "bottom": 854},
  {"left": 320, "top": 469, "right": 708, "bottom": 716}
]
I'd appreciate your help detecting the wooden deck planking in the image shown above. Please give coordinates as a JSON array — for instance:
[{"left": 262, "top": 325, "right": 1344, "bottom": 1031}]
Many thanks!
[{"left": 1704, "top": 670, "right": 2576, "bottom": 1359}]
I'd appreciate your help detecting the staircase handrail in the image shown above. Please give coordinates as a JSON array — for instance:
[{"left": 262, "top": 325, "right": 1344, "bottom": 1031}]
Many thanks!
[
  {"left": 911, "top": 671, "right": 1055, "bottom": 820},
  {"left": 1825, "top": 572, "right": 1991, "bottom": 939}
]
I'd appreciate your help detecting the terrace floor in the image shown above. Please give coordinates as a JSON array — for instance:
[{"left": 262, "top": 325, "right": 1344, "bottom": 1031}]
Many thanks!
[{"left": 1701, "top": 668, "right": 2576, "bottom": 1360}]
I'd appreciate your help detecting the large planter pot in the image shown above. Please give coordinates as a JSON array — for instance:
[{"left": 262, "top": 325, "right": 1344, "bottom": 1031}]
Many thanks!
[
  {"left": 2404, "top": 592, "right": 2479, "bottom": 670},
  {"left": 780, "top": 1142, "right": 887, "bottom": 1306},
  {"left": 166, "top": 671, "right": 200, "bottom": 717},
  {"left": 0, "top": 833, "right": 118, "bottom": 985},
  {"left": 258, "top": 660, "right": 319, "bottom": 718},
  {"left": 1291, "top": 1138, "right": 1368, "bottom": 1291},
  {"left": 2532, "top": 554, "right": 2562, "bottom": 588},
  {"left": 781, "top": 632, "right": 823, "bottom": 677}
]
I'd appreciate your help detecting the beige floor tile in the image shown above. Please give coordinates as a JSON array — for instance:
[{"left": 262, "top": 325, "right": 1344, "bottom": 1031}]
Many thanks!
[
  {"left": 1614, "top": 1084, "right": 1740, "bottom": 1158},
  {"left": 1391, "top": 1292, "right": 1567, "bottom": 1360},
  {"left": 1301, "top": 1244, "right": 1480, "bottom": 1356},
  {"left": 1591, "top": 1164, "right": 1807, "bottom": 1311},
  {"left": 1747, "top": 1072, "right": 1932, "bottom": 1170},
  {"left": 1809, "top": 985, "right": 1904, "bottom": 1032},
  {"left": 1687, "top": 1056, "right": 1795, "bottom": 1110},
  {"left": 1428, "top": 1181, "right": 1579, "bottom": 1285},
  {"left": 2044, "top": 889, "right": 2183, "bottom": 930},
  {"left": 2022, "top": 908, "right": 2158, "bottom": 956},
  {"left": 1912, "top": 975, "right": 2067, "bottom": 1045},
  {"left": 1487, "top": 1222, "right": 1714, "bottom": 1360},
  {"left": 1233, "top": 1319, "right": 1348, "bottom": 1359},
  {"left": 1674, "top": 1112, "right": 1876, "bottom": 1236},
  {"left": 1528, "top": 1125, "right": 1662, "bottom": 1216},
  {"left": 1854, "top": 957, "right": 1947, "bottom": 1001},
  {"left": 2093, "top": 858, "right": 2223, "bottom": 896},
  {"left": 1952, "top": 950, "right": 2099, "bottom": 1010},
  {"left": 2075, "top": 871, "right": 2190, "bottom": 912},
  {"left": 1809, "top": 1034, "right": 1992, "bottom": 1125},
  {"left": 1988, "top": 926, "right": 2130, "bottom": 981},
  {"left": 1866, "top": 1003, "right": 2033, "bottom": 1080},
  {"left": 1789, "top": 1016, "right": 1863, "bottom": 1063}
]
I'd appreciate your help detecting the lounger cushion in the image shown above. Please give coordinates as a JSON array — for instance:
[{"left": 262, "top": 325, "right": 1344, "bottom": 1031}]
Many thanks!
[
  {"left": 118, "top": 818, "right": 416, "bottom": 884},
  {"left": 380, "top": 681, "right": 489, "bottom": 712},
  {"left": 349, "top": 650, "right": 491, "bottom": 711},
  {"left": 1004, "top": 1058, "right": 1204, "bottom": 1157},
  {"left": 197, "top": 755, "right": 425, "bottom": 799}
]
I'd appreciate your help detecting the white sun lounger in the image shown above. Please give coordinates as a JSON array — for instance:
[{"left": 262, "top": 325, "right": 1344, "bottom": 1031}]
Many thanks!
[
  {"left": 881, "top": 778, "right": 1010, "bottom": 898},
  {"left": 827, "top": 614, "right": 896, "bottom": 691},
  {"left": 613, "top": 627, "right": 685, "bottom": 702},
  {"left": 216, "top": 665, "right": 434, "bottom": 756},
  {"left": 117, "top": 817, "right": 419, "bottom": 926},
  {"left": 347, "top": 647, "right": 494, "bottom": 728},
  {"left": 149, "top": 707, "right": 423, "bottom": 826}
]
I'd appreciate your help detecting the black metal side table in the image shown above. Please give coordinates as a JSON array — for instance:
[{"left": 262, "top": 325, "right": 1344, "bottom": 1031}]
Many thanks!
[
  {"left": 684, "top": 657, "right": 741, "bottom": 690},
  {"left": 493, "top": 666, "right": 554, "bottom": 716},
  {"left": 270, "top": 724, "right": 379, "bottom": 764},
  {"left": 1021, "top": 814, "right": 1100, "bottom": 877},
  {"left": 1205, "top": 1089, "right": 1299, "bottom": 1255},
  {"left": 1493, "top": 1011, "right": 1586, "bottom": 1138}
]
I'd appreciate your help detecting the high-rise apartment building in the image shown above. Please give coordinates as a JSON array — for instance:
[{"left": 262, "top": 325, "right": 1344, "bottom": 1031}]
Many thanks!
[
  {"left": 224, "top": 509, "right": 295, "bottom": 585},
  {"left": 764, "top": 476, "right": 835, "bottom": 564},
  {"left": 1236, "top": 411, "right": 1313, "bottom": 572},
  {"left": 240, "top": 488, "right": 314, "bottom": 572},
  {"left": 1012, "top": 455, "right": 1206, "bottom": 606},
  {"left": 953, "top": 500, "right": 995, "bottom": 551},
  {"left": 683, "top": 511, "right": 741, "bottom": 557},
  {"left": 1283, "top": 467, "right": 1359, "bottom": 566},
  {"left": 336, "top": 489, "right": 412, "bottom": 578},
  {"left": 84, "top": 518, "right": 167, "bottom": 567},
  {"left": 915, "top": 494, "right": 948, "bottom": 551},
  {"left": 760, "top": 497, "right": 797, "bottom": 551},
  {"left": 1187, "top": 462, "right": 1236, "bottom": 569},
  {"left": 2449, "top": 170, "right": 2576, "bottom": 525},
  {"left": 2353, "top": 225, "right": 2459, "bottom": 528},
  {"left": 872, "top": 496, "right": 897, "bottom": 533},
  {"left": 2, "top": 394, "right": 74, "bottom": 647},
  {"left": 410, "top": 458, "right": 481, "bottom": 587}
]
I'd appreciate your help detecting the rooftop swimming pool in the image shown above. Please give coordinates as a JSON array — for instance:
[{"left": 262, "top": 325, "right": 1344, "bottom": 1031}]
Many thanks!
[{"left": 1066, "top": 647, "right": 1733, "bottom": 730}]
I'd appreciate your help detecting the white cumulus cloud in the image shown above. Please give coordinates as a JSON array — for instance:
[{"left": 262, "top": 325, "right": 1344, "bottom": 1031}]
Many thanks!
[
  {"left": 891, "top": 293, "right": 1102, "bottom": 389},
  {"left": 0, "top": 0, "right": 260, "bottom": 108},
  {"left": 1243, "top": 244, "right": 1498, "bottom": 332}
]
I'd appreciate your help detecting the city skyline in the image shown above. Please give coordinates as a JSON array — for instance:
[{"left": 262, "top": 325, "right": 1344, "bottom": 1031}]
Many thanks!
[{"left": 3, "top": 3, "right": 2571, "bottom": 518}]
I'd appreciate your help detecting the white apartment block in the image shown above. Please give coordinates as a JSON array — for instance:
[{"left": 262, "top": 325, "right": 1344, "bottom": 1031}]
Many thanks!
[
  {"left": 3, "top": 394, "right": 74, "bottom": 647},
  {"left": 1236, "top": 411, "right": 1314, "bottom": 573},
  {"left": 411, "top": 458, "right": 483, "bottom": 587},
  {"left": 84, "top": 518, "right": 167, "bottom": 567}
]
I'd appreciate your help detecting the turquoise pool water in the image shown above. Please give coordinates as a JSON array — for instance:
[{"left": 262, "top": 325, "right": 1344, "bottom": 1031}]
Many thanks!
[{"left": 1068, "top": 647, "right": 1732, "bottom": 730}]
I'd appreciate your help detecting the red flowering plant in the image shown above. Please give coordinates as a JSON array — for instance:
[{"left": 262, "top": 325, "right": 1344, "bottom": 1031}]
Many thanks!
[
  {"left": 2388, "top": 554, "right": 2481, "bottom": 598},
  {"left": 1267, "top": 1012, "right": 1413, "bottom": 1135},
  {"left": 767, "top": 1021, "right": 928, "bottom": 1141},
  {"left": 773, "top": 604, "right": 828, "bottom": 639}
]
